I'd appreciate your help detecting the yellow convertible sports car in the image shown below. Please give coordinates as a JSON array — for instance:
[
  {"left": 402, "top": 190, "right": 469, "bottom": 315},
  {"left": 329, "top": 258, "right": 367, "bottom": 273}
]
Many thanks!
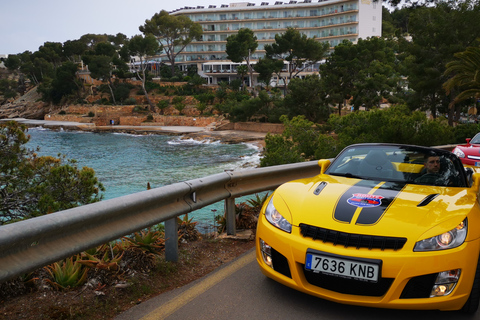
[{"left": 256, "top": 143, "right": 480, "bottom": 314}]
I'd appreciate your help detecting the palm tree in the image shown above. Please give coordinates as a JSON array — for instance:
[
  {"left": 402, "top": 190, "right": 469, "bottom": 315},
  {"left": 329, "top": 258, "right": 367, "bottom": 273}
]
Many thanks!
[{"left": 443, "top": 46, "right": 480, "bottom": 106}]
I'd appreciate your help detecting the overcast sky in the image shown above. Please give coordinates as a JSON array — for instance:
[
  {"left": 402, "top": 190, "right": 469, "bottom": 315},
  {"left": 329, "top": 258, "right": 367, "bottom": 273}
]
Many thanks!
[{"left": 0, "top": 0, "right": 276, "bottom": 55}]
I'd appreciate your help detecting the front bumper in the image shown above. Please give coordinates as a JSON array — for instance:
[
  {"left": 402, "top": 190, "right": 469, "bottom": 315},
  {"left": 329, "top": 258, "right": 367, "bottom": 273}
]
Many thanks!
[{"left": 255, "top": 214, "right": 480, "bottom": 311}]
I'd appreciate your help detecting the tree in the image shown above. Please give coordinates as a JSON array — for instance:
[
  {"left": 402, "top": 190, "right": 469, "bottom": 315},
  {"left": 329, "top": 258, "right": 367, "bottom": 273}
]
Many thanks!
[
  {"left": 283, "top": 75, "right": 330, "bottom": 122},
  {"left": 320, "top": 40, "right": 358, "bottom": 115},
  {"left": 140, "top": 10, "right": 202, "bottom": 77},
  {"left": 265, "top": 27, "right": 329, "bottom": 85},
  {"left": 443, "top": 46, "right": 480, "bottom": 109},
  {"left": 321, "top": 37, "right": 400, "bottom": 113},
  {"left": 254, "top": 57, "right": 284, "bottom": 89},
  {"left": 38, "top": 61, "right": 81, "bottom": 104},
  {"left": 62, "top": 39, "right": 88, "bottom": 62},
  {"left": 125, "top": 34, "right": 160, "bottom": 111},
  {"left": 82, "top": 42, "right": 127, "bottom": 105},
  {"left": 0, "top": 121, "right": 104, "bottom": 224},
  {"left": 226, "top": 28, "right": 258, "bottom": 88},
  {"left": 399, "top": 0, "right": 480, "bottom": 124}
]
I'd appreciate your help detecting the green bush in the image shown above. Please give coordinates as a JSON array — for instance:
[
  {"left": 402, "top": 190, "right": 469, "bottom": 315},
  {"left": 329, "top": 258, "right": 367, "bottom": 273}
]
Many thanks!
[
  {"left": 123, "top": 97, "right": 137, "bottom": 105},
  {"left": 261, "top": 106, "right": 462, "bottom": 167},
  {"left": 59, "top": 110, "right": 66, "bottom": 115},
  {"left": 453, "top": 123, "right": 479, "bottom": 143},
  {"left": 172, "top": 96, "right": 185, "bottom": 104},
  {"left": 157, "top": 100, "right": 169, "bottom": 110},
  {"left": 87, "top": 112, "right": 95, "bottom": 117}
]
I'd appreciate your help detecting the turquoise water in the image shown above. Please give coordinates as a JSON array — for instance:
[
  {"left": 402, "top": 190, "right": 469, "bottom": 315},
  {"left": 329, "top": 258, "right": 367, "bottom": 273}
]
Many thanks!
[{"left": 25, "top": 127, "right": 262, "bottom": 231}]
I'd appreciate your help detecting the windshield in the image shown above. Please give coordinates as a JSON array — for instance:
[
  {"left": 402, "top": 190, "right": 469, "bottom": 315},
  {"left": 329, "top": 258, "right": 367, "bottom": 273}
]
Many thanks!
[
  {"left": 325, "top": 145, "right": 467, "bottom": 187},
  {"left": 470, "top": 132, "right": 480, "bottom": 144}
]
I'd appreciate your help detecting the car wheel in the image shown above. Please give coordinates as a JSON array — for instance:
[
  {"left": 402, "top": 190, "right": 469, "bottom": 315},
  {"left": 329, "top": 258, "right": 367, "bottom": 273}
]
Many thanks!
[{"left": 461, "top": 255, "right": 480, "bottom": 314}]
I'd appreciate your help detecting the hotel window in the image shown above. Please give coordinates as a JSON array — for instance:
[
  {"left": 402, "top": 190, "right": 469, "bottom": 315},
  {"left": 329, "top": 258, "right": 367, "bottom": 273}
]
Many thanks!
[
  {"left": 296, "top": 10, "right": 305, "bottom": 17},
  {"left": 257, "top": 22, "right": 266, "bottom": 29},
  {"left": 244, "top": 22, "right": 253, "bottom": 29},
  {"left": 231, "top": 13, "right": 238, "bottom": 20},
  {"left": 220, "top": 34, "right": 228, "bottom": 41},
  {"left": 269, "top": 11, "right": 278, "bottom": 18},
  {"left": 257, "top": 11, "right": 266, "bottom": 18},
  {"left": 206, "top": 14, "right": 214, "bottom": 21},
  {"left": 244, "top": 12, "right": 252, "bottom": 19},
  {"left": 219, "top": 24, "right": 228, "bottom": 31},
  {"left": 283, "top": 21, "right": 292, "bottom": 28},
  {"left": 295, "top": 21, "right": 305, "bottom": 28},
  {"left": 258, "top": 32, "right": 266, "bottom": 39},
  {"left": 207, "top": 35, "right": 216, "bottom": 41},
  {"left": 232, "top": 23, "right": 240, "bottom": 30},
  {"left": 220, "top": 14, "right": 227, "bottom": 20},
  {"left": 310, "top": 9, "right": 318, "bottom": 16},
  {"left": 207, "top": 25, "right": 215, "bottom": 31}
]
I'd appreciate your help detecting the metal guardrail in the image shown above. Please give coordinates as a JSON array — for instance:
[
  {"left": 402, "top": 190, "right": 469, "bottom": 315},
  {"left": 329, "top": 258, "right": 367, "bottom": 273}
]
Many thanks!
[{"left": 0, "top": 161, "right": 321, "bottom": 283}]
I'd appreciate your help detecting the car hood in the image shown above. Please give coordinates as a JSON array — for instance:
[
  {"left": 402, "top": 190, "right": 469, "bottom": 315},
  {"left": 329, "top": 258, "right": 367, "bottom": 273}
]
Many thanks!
[{"left": 272, "top": 174, "right": 473, "bottom": 241}]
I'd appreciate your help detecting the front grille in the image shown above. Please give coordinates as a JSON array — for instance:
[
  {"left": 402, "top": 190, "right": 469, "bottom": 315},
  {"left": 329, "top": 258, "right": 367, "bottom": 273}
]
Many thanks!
[
  {"left": 300, "top": 224, "right": 407, "bottom": 251},
  {"left": 400, "top": 273, "right": 437, "bottom": 299},
  {"left": 303, "top": 267, "right": 394, "bottom": 296}
]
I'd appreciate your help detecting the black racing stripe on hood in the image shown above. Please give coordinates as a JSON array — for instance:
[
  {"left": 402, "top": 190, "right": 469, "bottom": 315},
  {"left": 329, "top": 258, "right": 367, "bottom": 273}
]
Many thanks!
[
  {"left": 334, "top": 180, "right": 379, "bottom": 223},
  {"left": 334, "top": 180, "right": 406, "bottom": 225}
]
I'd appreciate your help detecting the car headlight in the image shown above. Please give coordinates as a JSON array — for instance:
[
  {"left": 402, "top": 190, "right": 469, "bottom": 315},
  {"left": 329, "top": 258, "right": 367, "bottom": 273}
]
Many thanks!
[
  {"left": 265, "top": 196, "right": 292, "bottom": 233},
  {"left": 414, "top": 219, "right": 467, "bottom": 252},
  {"left": 453, "top": 147, "right": 465, "bottom": 158}
]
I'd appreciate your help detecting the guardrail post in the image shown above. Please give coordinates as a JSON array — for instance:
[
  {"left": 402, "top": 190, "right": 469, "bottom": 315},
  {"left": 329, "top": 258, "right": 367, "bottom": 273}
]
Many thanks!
[
  {"left": 225, "top": 197, "right": 236, "bottom": 236},
  {"left": 165, "top": 217, "right": 178, "bottom": 262}
]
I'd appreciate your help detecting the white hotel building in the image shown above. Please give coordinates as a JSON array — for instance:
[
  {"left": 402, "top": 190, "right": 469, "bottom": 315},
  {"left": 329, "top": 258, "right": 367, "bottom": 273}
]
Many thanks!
[{"left": 161, "top": 0, "right": 382, "bottom": 86}]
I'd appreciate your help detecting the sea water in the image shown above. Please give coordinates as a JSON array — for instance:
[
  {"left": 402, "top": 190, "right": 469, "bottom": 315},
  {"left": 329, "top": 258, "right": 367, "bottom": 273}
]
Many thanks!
[{"left": 25, "top": 127, "right": 263, "bottom": 232}]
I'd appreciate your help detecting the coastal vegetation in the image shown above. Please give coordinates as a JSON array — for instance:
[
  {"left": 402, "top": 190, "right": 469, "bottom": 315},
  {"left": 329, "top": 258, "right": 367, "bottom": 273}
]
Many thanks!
[{"left": 0, "top": 121, "right": 105, "bottom": 224}]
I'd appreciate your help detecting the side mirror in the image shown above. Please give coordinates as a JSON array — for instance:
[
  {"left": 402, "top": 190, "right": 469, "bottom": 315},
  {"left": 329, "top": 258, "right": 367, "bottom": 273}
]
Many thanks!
[
  {"left": 318, "top": 159, "right": 331, "bottom": 175},
  {"left": 466, "top": 138, "right": 472, "bottom": 145}
]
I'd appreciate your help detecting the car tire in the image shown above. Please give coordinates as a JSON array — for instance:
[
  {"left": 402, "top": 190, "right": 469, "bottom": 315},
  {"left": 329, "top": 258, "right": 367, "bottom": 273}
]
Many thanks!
[{"left": 461, "top": 254, "right": 480, "bottom": 314}]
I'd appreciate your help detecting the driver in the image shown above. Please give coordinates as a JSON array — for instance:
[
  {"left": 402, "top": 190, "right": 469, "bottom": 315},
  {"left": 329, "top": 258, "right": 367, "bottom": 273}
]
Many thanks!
[
  {"left": 424, "top": 155, "right": 440, "bottom": 174},
  {"left": 414, "top": 153, "right": 444, "bottom": 185}
]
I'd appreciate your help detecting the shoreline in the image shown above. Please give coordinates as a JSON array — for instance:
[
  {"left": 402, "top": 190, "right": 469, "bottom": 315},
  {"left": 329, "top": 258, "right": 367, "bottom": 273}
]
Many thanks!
[{"left": 0, "top": 118, "right": 267, "bottom": 149}]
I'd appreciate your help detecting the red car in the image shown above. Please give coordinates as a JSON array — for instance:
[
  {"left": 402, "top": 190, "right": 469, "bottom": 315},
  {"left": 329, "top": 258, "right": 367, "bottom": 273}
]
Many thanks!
[{"left": 453, "top": 133, "right": 480, "bottom": 166}]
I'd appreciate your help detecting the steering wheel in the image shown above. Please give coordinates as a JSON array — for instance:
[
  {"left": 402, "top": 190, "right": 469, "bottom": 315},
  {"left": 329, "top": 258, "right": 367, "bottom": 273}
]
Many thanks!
[{"left": 414, "top": 173, "right": 445, "bottom": 186}]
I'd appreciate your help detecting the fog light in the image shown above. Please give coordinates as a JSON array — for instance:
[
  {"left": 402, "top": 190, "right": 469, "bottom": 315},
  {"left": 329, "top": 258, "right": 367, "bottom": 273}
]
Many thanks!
[
  {"left": 430, "top": 269, "right": 461, "bottom": 297},
  {"left": 260, "top": 239, "right": 273, "bottom": 268}
]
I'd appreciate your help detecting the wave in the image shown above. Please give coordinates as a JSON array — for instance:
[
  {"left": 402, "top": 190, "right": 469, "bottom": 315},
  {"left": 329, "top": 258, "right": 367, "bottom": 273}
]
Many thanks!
[{"left": 167, "top": 137, "right": 221, "bottom": 146}]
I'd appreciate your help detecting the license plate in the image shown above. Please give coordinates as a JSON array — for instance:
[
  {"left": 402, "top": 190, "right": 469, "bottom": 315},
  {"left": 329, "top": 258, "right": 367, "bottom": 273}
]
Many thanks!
[
  {"left": 305, "top": 252, "right": 380, "bottom": 282},
  {"left": 475, "top": 162, "right": 480, "bottom": 167}
]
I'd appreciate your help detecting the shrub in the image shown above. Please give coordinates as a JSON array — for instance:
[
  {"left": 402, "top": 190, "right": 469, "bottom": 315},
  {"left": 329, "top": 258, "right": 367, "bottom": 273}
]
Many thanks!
[
  {"left": 157, "top": 100, "right": 169, "bottom": 110},
  {"left": 172, "top": 96, "right": 185, "bottom": 104},
  {"left": 87, "top": 111, "right": 95, "bottom": 117},
  {"left": 123, "top": 97, "right": 137, "bottom": 105},
  {"left": 58, "top": 110, "right": 66, "bottom": 115}
]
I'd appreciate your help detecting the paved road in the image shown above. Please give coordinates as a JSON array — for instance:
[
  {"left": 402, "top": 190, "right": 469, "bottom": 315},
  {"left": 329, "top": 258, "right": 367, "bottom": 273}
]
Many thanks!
[{"left": 116, "top": 249, "right": 475, "bottom": 320}]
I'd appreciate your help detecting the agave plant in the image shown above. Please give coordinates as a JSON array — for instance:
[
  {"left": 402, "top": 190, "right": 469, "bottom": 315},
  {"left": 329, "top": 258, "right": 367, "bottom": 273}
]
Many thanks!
[
  {"left": 122, "top": 228, "right": 165, "bottom": 254},
  {"left": 45, "top": 256, "right": 88, "bottom": 290},
  {"left": 247, "top": 192, "right": 269, "bottom": 209},
  {"left": 78, "top": 250, "right": 124, "bottom": 271},
  {"left": 177, "top": 214, "right": 200, "bottom": 241}
]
